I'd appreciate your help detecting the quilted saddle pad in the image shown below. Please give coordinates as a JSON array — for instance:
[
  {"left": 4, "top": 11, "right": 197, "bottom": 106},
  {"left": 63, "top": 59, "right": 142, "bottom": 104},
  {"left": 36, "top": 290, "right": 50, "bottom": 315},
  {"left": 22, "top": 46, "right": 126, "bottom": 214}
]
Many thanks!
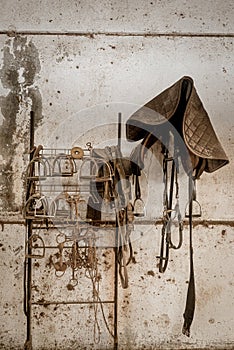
[{"left": 126, "top": 76, "right": 229, "bottom": 175}]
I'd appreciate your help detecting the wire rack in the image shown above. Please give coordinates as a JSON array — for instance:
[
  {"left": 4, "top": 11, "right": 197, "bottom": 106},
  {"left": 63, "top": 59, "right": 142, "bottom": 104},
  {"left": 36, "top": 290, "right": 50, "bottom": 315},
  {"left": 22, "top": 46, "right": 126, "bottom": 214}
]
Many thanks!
[{"left": 24, "top": 143, "right": 119, "bottom": 350}]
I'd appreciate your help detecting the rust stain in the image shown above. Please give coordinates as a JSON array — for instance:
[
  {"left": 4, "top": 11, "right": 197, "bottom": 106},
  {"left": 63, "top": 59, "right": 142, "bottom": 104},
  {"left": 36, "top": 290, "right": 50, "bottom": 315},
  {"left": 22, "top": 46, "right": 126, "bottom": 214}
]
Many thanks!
[
  {"left": 221, "top": 229, "right": 227, "bottom": 236},
  {"left": 147, "top": 270, "right": 155, "bottom": 277},
  {"left": 197, "top": 285, "right": 223, "bottom": 309}
]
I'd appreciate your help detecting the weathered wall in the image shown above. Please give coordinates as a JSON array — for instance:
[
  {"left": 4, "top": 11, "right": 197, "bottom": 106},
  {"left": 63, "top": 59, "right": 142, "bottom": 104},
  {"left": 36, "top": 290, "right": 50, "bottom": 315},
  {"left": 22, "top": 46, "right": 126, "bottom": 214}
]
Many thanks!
[{"left": 0, "top": 1, "right": 233, "bottom": 349}]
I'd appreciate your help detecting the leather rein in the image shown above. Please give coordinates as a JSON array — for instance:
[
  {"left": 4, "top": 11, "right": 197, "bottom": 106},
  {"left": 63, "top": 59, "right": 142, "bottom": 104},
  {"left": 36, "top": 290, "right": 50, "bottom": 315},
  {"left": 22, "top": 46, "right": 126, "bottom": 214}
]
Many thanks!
[{"left": 134, "top": 132, "right": 197, "bottom": 337}]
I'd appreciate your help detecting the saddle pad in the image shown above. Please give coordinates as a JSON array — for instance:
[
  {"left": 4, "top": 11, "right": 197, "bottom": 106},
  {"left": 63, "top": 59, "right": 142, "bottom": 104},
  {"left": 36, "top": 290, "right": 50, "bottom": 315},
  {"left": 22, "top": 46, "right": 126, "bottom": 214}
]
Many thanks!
[{"left": 126, "top": 76, "right": 229, "bottom": 173}]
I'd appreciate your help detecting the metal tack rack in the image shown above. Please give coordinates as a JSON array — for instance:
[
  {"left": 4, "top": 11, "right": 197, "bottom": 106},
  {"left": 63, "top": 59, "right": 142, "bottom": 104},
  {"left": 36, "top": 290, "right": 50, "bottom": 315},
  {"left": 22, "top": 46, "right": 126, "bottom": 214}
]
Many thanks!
[{"left": 23, "top": 111, "right": 120, "bottom": 350}]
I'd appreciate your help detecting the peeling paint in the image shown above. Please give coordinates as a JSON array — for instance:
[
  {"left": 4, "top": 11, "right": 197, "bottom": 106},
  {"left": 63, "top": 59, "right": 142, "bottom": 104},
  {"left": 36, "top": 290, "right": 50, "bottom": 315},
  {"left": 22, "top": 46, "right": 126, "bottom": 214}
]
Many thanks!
[{"left": 0, "top": 36, "right": 42, "bottom": 211}]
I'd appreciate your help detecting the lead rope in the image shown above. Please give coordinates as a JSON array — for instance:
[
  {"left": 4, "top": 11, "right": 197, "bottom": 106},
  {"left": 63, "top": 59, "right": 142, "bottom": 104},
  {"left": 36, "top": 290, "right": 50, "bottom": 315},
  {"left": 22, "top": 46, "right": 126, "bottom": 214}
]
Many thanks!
[{"left": 182, "top": 174, "right": 195, "bottom": 337}]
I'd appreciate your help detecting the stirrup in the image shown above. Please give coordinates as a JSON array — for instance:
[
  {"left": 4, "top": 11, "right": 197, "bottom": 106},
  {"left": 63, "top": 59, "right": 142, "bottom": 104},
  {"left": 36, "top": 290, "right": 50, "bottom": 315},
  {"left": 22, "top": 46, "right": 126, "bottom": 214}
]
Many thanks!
[
  {"left": 52, "top": 154, "right": 76, "bottom": 177},
  {"left": 27, "top": 156, "right": 50, "bottom": 180},
  {"left": 185, "top": 199, "right": 202, "bottom": 218},
  {"left": 133, "top": 198, "right": 146, "bottom": 217},
  {"left": 25, "top": 234, "right": 45, "bottom": 259},
  {"left": 25, "top": 193, "right": 51, "bottom": 218}
]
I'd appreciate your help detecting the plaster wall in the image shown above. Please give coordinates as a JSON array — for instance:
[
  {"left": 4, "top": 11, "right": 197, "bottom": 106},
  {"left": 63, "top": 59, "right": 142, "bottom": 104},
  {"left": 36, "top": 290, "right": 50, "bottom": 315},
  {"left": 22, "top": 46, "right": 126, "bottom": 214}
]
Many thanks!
[{"left": 0, "top": 1, "right": 233, "bottom": 349}]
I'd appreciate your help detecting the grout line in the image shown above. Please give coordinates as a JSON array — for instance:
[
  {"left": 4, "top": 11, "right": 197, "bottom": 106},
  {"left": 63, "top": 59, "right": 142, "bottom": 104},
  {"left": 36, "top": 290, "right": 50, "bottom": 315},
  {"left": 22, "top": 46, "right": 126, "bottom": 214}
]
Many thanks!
[
  {"left": 31, "top": 300, "right": 115, "bottom": 305},
  {"left": 0, "top": 30, "right": 234, "bottom": 38},
  {"left": 1, "top": 218, "right": 234, "bottom": 227}
]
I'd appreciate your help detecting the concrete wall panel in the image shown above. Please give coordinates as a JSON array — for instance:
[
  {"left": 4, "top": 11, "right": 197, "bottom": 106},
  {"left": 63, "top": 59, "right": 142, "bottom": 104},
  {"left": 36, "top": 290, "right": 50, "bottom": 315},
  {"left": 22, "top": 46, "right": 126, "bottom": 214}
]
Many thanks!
[
  {"left": 1, "top": 1, "right": 234, "bottom": 34},
  {"left": 117, "top": 224, "right": 234, "bottom": 350}
]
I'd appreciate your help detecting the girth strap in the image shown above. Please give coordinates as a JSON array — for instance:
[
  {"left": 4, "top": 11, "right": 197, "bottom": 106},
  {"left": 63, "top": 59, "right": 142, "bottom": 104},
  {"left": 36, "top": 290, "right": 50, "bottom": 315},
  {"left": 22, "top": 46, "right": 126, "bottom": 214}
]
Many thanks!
[{"left": 182, "top": 174, "right": 195, "bottom": 337}]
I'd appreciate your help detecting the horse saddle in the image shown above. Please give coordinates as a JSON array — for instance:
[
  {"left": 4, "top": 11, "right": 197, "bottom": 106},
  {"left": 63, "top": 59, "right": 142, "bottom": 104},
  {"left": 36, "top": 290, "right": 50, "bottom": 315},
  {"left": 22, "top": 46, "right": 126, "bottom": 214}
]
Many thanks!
[
  {"left": 125, "top": 76, "right": 229, "bottom": 337},
  {"left": 126, "top": 76, "right": 229, "bottom": 177}
]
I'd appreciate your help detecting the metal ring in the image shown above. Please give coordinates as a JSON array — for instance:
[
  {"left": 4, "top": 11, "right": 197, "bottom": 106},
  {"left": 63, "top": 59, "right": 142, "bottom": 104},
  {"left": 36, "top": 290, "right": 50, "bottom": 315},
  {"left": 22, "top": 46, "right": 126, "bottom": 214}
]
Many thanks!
[
  {"left": 69, "top": 278, "right": 78, "bottom": 287},
  {"left": 55, "top": 268, "right": 66, "bottom": 278},
  {"left": 56, "top": 233, "right": 66, "bottom": 244},
  {"left": 71, "top": 147, "right": 84, "bottom": 159}
]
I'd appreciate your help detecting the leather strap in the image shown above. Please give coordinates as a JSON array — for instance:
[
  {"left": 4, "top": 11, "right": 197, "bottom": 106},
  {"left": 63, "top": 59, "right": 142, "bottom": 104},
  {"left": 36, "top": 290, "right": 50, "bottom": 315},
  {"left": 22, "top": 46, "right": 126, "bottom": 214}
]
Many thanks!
[{"left": 182, "top": 175, "right": 195, "bottom": 337}]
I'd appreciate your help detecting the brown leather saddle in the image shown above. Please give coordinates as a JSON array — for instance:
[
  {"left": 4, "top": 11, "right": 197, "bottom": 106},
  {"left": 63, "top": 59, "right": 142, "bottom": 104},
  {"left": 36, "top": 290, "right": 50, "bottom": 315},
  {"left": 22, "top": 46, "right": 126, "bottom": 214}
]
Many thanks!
[
  {"left": 126, "top": 76, "right": 229, "bottom": 178},
  {"left": 126, "top": 76, "right": 229, "bottom": 337}
]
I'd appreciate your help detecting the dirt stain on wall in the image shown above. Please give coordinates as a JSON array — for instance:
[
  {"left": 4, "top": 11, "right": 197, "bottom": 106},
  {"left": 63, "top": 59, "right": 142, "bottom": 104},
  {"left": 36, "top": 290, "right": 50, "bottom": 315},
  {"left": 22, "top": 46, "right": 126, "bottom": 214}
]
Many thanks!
[{"left": 0, "top": 35, "right": 42, "bottom": 211}]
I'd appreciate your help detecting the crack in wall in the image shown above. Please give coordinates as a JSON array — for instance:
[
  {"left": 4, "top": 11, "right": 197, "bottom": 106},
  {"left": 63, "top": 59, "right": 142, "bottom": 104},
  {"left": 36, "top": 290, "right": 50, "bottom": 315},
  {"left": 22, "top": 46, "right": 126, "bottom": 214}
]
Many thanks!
[{"left": 0, "top": 35, "right": 43, "bottom": 211}]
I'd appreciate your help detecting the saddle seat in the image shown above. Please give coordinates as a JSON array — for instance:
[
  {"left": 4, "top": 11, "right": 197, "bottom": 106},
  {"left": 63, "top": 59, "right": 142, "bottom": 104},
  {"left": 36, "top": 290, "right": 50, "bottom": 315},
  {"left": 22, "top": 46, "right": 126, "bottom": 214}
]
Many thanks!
[{"left": 126, "top": 76, "right": 229, "bottom": 177}]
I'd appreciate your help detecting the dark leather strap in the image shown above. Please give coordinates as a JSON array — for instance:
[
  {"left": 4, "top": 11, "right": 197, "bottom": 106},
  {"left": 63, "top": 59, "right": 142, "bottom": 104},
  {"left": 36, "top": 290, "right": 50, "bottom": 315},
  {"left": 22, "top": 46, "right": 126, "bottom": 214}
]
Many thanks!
[
  {"left": 135, "top": 174, "right": 141, "bottom": 200},
  {"left": 182, "top": 175, "right": 195, "bottom": 337}
]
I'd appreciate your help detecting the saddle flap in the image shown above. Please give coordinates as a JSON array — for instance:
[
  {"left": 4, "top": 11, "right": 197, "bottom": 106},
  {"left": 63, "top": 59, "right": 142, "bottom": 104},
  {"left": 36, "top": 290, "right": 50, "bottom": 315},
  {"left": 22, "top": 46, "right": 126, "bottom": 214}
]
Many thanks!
[{"left": 183, "top": 85, "right": 229, "bottom": 173}]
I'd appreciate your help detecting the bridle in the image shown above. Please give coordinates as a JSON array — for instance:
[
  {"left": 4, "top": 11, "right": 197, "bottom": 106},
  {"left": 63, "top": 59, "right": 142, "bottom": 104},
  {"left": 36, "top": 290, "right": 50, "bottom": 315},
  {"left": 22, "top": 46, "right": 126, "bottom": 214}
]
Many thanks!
[
  {"left": 132, "top": 129, "right": 199, "bottom": 337},
  {"left": 157, "top": 144, "right": 183, "bottom": 273}
]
